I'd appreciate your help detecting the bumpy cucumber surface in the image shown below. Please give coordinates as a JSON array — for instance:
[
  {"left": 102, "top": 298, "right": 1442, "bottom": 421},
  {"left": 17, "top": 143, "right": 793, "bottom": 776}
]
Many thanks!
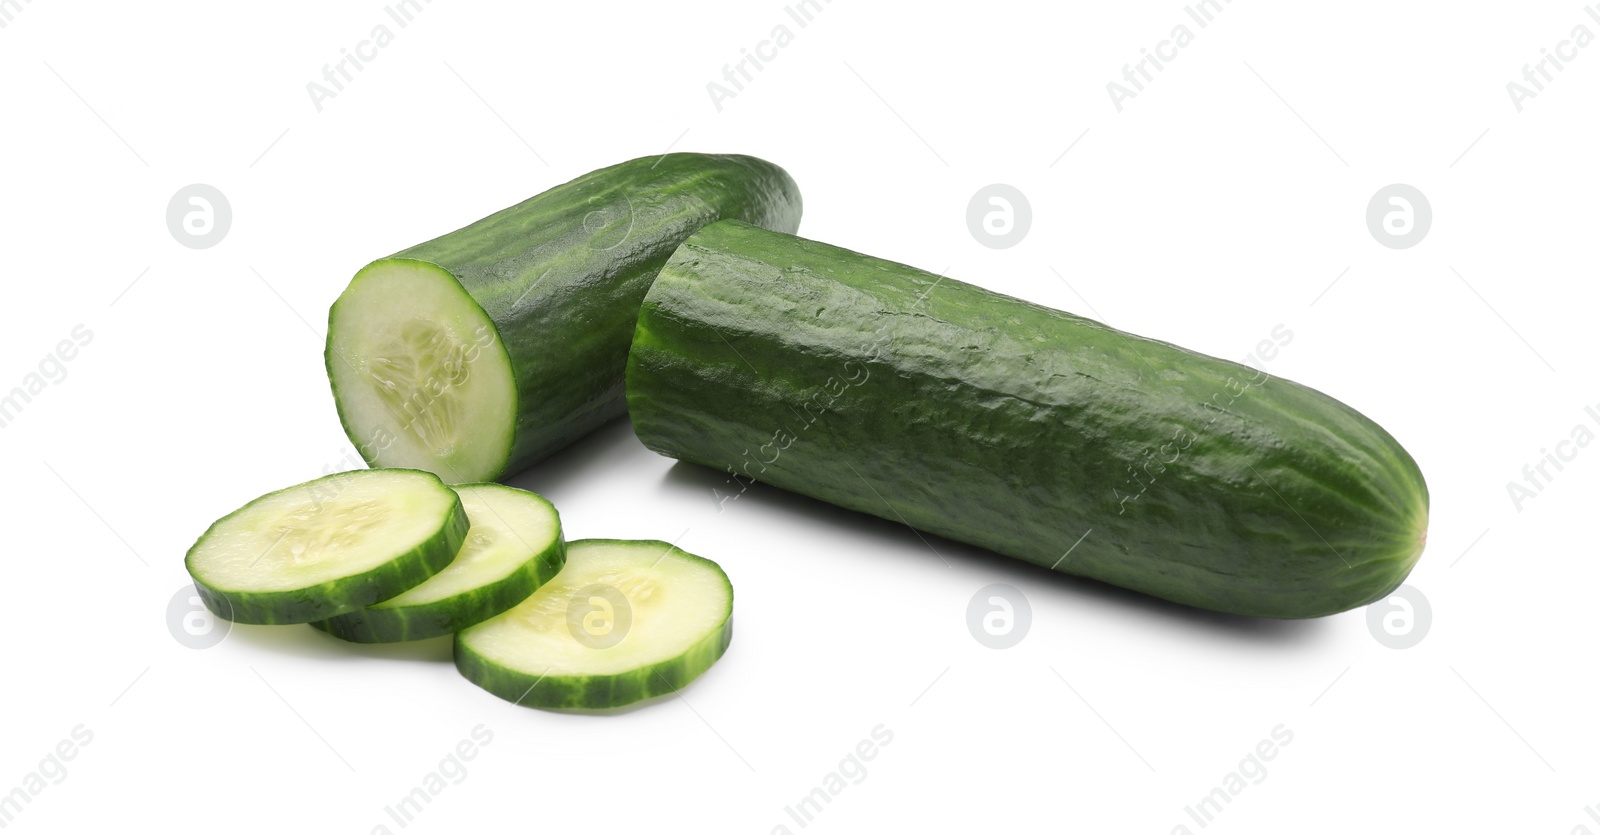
[
  {"left": 326, "top": 153, "right": 802, "bottom": 484},
  {"left": 625, "top": 221, "right": 1429, "bottom": 619},
  {"left": 184, "top": 469, "right": 467, "bottom": 625},
  {"left": 455, "top": 539, "right": 733, "bottom": 709},
  {"left": 311, "top": 484, "right": 566, "bottom": 643}
]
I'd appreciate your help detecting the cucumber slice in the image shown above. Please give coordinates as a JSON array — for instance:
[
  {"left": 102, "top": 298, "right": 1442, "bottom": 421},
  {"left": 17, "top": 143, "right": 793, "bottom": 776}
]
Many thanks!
[
  {"left": 455, "top": 539, "right": 734, "bottom": 710},
  {"left": 185, "top": 469, "right": 467, "bottom": 624},
  {"left": 311, "top": 484, "right": 566, "bottom": 643}
]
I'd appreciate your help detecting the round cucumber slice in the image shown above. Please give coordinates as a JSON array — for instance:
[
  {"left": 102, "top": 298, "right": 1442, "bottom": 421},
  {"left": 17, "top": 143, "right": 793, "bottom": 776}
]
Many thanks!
[
  {"left": 455, "top": 539, "right": 734, "bottom": 710},
  {"left": 311, "top": 484, "right": 566, "bottom": 643},
  {"left": 326, "top": 258, "right": 517, "bottom": 484},
  {"left": 184, "top": 469, "right": 467, "bottom": 625}
]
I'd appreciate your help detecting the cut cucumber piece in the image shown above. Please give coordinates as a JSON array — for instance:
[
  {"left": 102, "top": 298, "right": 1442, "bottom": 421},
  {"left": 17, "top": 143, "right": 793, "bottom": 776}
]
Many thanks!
[
  {"left": 327, "top": 260, "right": 515, "bottom": 485},
  {"left": 185, "top": 469, "right": 467, "bottom": 625},
  {"left": 311, "top": 484, "right": 566, "bottom": 643},
  {"left": 326, "top": 153, "right": 803, "bottom": 484},
  {"left": 455, "top": 539, "right": 733, "bottom": 710},
  {"left": 627, "top": 220, "right": 1429, "bottom": 619}
]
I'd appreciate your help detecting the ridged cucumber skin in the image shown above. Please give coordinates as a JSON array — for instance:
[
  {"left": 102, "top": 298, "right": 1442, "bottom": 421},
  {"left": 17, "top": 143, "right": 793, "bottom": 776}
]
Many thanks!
[
  {"left": 454, "top": 540, "right": 734, "bottom": 710},
  {"left": 328, "top": 153, "right": 802, "bottom": 482},
  {"left": 185, "top": 471, "right": 469, "bottom": 625},
  {"left": 308, "top": 501, "right": 566, "bottom": 643},
  {"left": 625, "top": 221, "right": 1430, "bottom": 619}
]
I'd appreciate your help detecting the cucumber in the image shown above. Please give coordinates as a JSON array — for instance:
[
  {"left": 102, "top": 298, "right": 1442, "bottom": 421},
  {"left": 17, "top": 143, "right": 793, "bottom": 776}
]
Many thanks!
[
  {"left": 455, "top": 539, "right": 733, "bottom": 709},
  {"left": 625, "top": 221, "right": 1429, "bottom": 619},
  {"left": 185, "top": 469, "right": 467, "bottom": 625},
  {"left": 326, "top": 153, "right": 802, "bottom": 484},
  {"left": 310, "top": 484, "right": 566, "bottom": 643}
]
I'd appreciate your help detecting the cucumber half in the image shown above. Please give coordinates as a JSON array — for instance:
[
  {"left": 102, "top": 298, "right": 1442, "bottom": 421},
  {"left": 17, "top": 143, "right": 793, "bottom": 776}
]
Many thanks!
[
  {"left": 311, "top": 484, "right": 566, "bottom": 643},
  {"left": 455, "top": 539, "right": 734, "bottom": 710},
  {"left": 325, "top": 154, "right": 803, "bottom": 485},
  {"left": 326, "top": 259, "right": 516, "bottom": 485},
  {"left": 185, "top": 469, "right": 467, "bottom": 625}
]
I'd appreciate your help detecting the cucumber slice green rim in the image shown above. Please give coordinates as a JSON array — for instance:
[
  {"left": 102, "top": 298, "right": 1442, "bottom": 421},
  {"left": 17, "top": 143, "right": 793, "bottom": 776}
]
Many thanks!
[
  {"left": 184, "top": 469, "right": 467, "bottom": 625},
  {"left": 326, "top": 258, "right": 517, "bottom": 485},
  {"left": 311, "top": 484, "right": 566, "bottom": 643},
  {"left": 455, "top": 539, "right": 734, "bottom": 710}
]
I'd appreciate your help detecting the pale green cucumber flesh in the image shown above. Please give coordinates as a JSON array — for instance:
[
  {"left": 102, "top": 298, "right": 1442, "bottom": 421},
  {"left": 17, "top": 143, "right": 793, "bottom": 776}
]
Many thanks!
[
  {"left": 326, "top": 260, "right": 516, "bottom": 485},
  {"left": 311, "top": 483, "right": 566, "bottom": 643},
  {"left": 184, "top": 469, "right": 467, "bottom": 625}
]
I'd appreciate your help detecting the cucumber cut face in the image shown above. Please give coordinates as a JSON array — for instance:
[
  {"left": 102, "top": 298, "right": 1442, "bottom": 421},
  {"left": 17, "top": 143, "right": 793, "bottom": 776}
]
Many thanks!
[
  {"left": 312, "top": 484, "right": 566, "bottom": 643},
  {"left": 327, "top": 259, "right": 517, "bottom": 484},
  {"left": 455, "top": 539, "right": 734, "bottom": 710},
  {"left": 184, "top": 469, "right": 467, "bottom": 624}
]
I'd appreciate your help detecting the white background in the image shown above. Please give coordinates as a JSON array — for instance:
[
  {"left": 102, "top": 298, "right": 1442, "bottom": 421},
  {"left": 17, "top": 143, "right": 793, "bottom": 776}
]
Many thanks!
[{"left": 2, "top": 1, "right": 1597, "bottom": 832}]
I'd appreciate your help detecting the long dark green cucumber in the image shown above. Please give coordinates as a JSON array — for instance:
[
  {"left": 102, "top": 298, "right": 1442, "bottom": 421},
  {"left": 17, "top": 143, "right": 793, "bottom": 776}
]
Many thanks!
[
  {"left": 327, "top": 153, "right": 801, "bottom": 483},
  {"left": 625, "top": 221, "right": 1429, "bottom": 619}
]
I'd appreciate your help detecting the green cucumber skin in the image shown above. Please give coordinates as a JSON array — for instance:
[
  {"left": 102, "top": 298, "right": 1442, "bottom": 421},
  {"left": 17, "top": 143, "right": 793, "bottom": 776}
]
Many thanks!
[
  {"left": 454, "top": 618, "right": 732, "bottom": 710},
  {"left": 336, "top": 153, "right": 801, "bottom": 481},
  {"left": 185, "top": 472, "right": 469, "bottom": 626},
  {"left": 454, "top": 539, "right": 734, "bottom": 710},
  {"left": 625, "top": 221, "right": 1429, "bottom": 619},
  {"left": 308, "top": 533, "right": 567, "bottom": 644}
]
